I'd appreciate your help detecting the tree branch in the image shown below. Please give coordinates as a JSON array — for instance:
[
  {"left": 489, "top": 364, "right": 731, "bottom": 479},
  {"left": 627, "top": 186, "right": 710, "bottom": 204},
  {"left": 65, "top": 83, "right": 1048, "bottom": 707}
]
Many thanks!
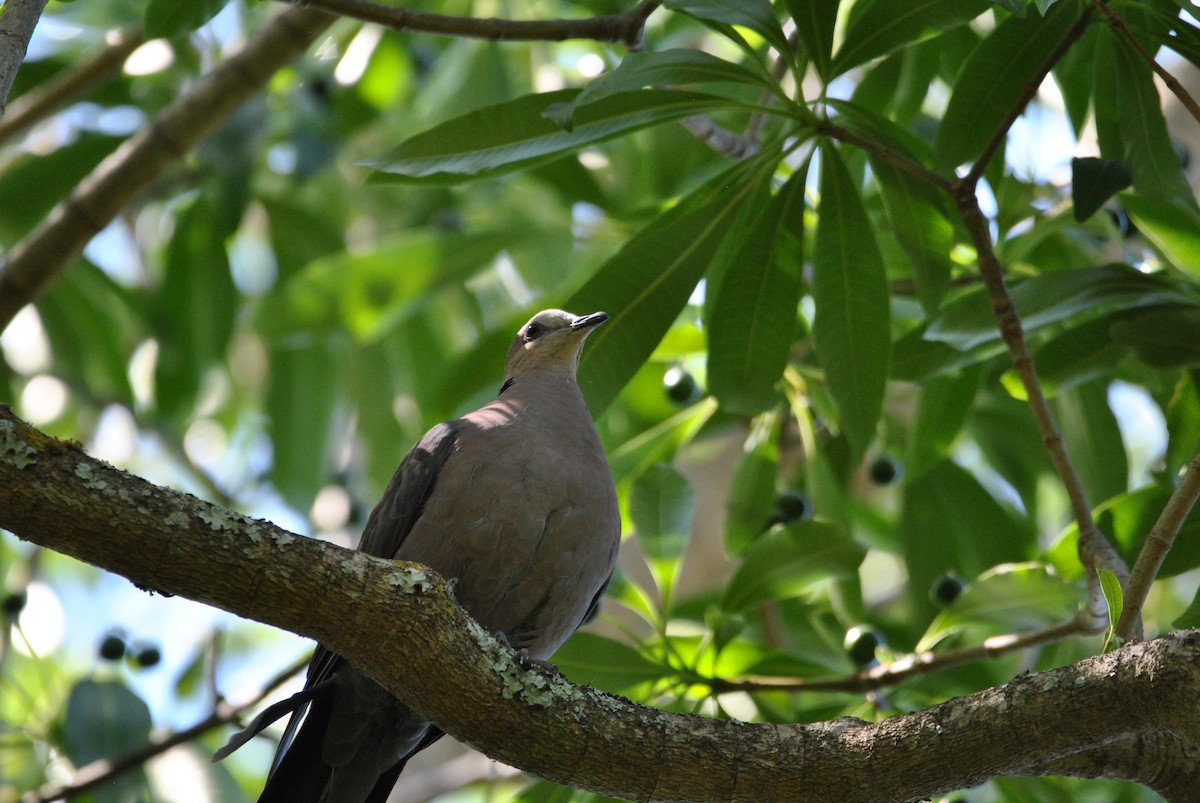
[
  {"left": 0, "top": 6, "right": 335, "bottom": 334},
  {"left": 284, "top": 0, "right": 658, "bottom": 46},
  {"left": 2, "top": 404, "right": 1198, "bottom": 801},
  {"left": 0, "top": 26, "right": 144, "bottom": 146},
  {"left": 0, "top": 0, "right": 49, "bottom": 119},
  {"left": 1116, "top": 452, "right": 1200, "bottom": 641}
]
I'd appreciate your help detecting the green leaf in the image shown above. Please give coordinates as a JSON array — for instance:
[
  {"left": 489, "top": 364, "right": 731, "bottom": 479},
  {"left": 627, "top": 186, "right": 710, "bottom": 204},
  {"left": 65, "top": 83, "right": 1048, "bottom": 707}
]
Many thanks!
[
  {"left": 1173, "top": 582, "right": 1200, "bottom": 629},
  {"left": 934, "top": 1, "right": 1078, "bottom": 172},
  {"left": 905, "top": 366, "right": 982, "bottom": 481},
  {"left": 570, "top": 154, "right": 775, "bottom": 414},
  {"left": 723, "top": 520, "right": 865, "bottom": 612},
  {"left": 925, "top": 264, "right": 1195, "bottom": 352},
  {"left": 1111, "top": 307, "right": 1200, "bottom": 369},
  {"left": 1095, "top": 29, "right": 1193, "bottom": 202},
  {"left": 1046, "top": 481, "right": 1200, "bottom": 581},
  {"left": 901, "top": 461, "right": 1038, "bottom": 621},
  {"left": 144, "top": 0, "right": 226, "bottom": 38},
  {"left": 917, "top": 563, "right": 1080, "bottom": 651},
  {"left": 36, "top": 261, "right": 138, "bottom": 406},
  {"left": 785, "top": 0, "right": 840, "bottom": 81},
  {"left": 1071, "top": 157, "right": 1132, "bottom": 221},
  {"left": 363, "top": 89, "right": 746, "bottom": 184},
  {"left": 871, "top": 157, "right": 954, "bottom": 313},
  {"left": 663, "top": 0, "right": 793, "bottom": 65},
  {"left": 1120, "top": 192, "right": 1200, "bottom": 277},
  {"left": 153, "top": 194, "right": 238, "bottom": 420},
  {"left": 723, "top": 429, "right": 780, "bottom": 554},
  {"left": 551, "top": 632, "right": 671, "bottom": 694},
  {"left": 832, "top": 0, "right": 991, "bottom": 76},
  {"left": 1097, "top": 567, "right": 1124, "bottom": 652},
  {"left": 707, "top": 163, "right": 807, "bottom": 416},
  {"left": 256, "top": 229, "right": 518, "bottom": 341},
  {"left": 546, "top": 49, "right": 779, "bottom": 128},
  {"left": 812, "top": 143, "right": 890, "bottom": 464},
  {"left": 267, "top": 338, "right": 344, "bottom": 513},
  {"left": 631, "top": 463, "right": 696, "bottom": 564},
  {"left": 1050, "top": 381, "right": 1129, "bottom": 506},
  {"left": 62, "top": 681, "right": 151, "bottom": 802},
  {"left": 1165, "top": 373, "right": 1200, "bottom": 476}
]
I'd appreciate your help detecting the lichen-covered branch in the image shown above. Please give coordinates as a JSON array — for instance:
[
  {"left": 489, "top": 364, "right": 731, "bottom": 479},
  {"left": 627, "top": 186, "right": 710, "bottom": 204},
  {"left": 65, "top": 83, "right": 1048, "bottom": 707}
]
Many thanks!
[
  {"left": 0, "top": 6, "right": 334, "bottom": 333},
  {"left": 2, "top": 404, "right": 1198, "bottom": 802}
]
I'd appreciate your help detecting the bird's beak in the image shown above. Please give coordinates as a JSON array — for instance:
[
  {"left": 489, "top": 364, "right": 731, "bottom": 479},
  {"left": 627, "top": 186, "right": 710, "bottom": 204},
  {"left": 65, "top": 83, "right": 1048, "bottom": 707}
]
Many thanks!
[{"left": 571, "top": 311, "right": 609, "bottom": 331}]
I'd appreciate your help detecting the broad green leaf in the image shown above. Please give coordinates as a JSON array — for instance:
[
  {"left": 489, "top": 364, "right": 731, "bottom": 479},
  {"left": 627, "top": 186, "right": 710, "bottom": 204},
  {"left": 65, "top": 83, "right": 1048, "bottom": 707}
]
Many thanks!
[
  {"left": 0, "top": 133, "right": 122, "bottom": 244},
  {"left": 812, "top": 144, "right": 890, "bottom": 464},
  {"left": 144, "top": 0, "right": 226, "bottom": 38},
  {"left": 1050, "top": 381, "right": 1129, "bottom": 506},
  {"left": 925, "top": 264, "right": 1195, "bottom": 351},
  {"left": 1110, "top": 307, "right": 1200, "bottom": 369},
  {"left": 900, "top": 461, "right": 1038, "bottom": 621},
  {"left": 551, "top": 632, "right": 672, "bottom": 694},
  {"left": 267, "top": 338, "right": 344, "bottom": 512},
  {"left": 62, "top": 681, "right": 151, "bottom": 803},
  {"left": 1046, "top": 481, "right": 1200, "bottom": 580},
  {"left": 917, "top": 563, "right": 1079, "bottom": 651},
  {"left": 154, "top": 194, "right": 238, "bottom": 420},
  {"left": 1031, "top": 316, "right": 1130, "bottom": 394},
  {"left": 785, "top": 0, "right": 840, "bottom": 81},
  {"left": 1071, "top": 157, "right": 1133, "bottom": 221},
  {"left": 724, "top": 428, "right": 780, "bottom": 554},
  {"left": 1174, "top": 582, "right": 1200, "bottom": 629},
  {"left": 363, "top": 89, "right": 747, "bottom": 184},
  {"left": 609, "top": 398, "right": 719, "bottom": 482},
  {"left": 1120, "top": 192, "right": 1200, "bottom": 276},
  {"left": 1165, "top": 373, "right": 1200, "bottom": 475},
  {"left": 1097, "top": 567, "right": 1124, "bottom": 652},
  {"left": 871, "top": 158, "right": 954, "bottom": 313},
  {"left": 570, "top": 154, "right": 775, "bottom": 414},
  {"left": 663, "top": 0, "right": 793, "bottom": 66},
  {"left": 1096, "top": 29, "right": 1192, "bottom": 202},
  {"left": 36, "top": 260, "right": 138, "bottom": 406},
  {"left": 723, "top": 520, "right": 864, "bottom": 612},
  {"left": 546, "top": 49, "right": 780, "bottom": 127},
  {"left": 631, "top": 463, "right": 696, "bottom": 564},
  {"left": 707, "top": 164, "right": 807, "bottom": 416},
  {"left": 934, "top": 1, "right": 1078, "bottom": 172},
  {"left": 905, "top": 366, "right": 982, "bottom": 481},
  {"left": 255, "top": 229, "right": 518, "bottom": 341},
  {"left": 832, "top": 0, "right": 991, "bottom": 76}
]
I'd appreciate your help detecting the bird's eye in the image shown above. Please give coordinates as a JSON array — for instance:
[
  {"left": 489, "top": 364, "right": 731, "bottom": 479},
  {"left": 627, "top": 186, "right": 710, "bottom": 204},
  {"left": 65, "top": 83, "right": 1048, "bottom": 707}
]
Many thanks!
[{"left": 524, "top": 323, "right": 544, "bottom": 341}]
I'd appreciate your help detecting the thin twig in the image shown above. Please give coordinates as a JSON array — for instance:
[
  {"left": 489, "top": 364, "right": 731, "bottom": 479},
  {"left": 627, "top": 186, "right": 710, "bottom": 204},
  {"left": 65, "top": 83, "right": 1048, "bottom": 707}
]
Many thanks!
[
  {"left": 0, "top": 27, "right": 144, "bottom": 146},
  {"left": 965, "top": 6, "right": 1093, "bottom": 184},
  {"left": 823, "top": 121, "right": 952, "bottom": 189},
  {"left": 1092, "top": 0, "right": 1200, "bottom": 127},
  {"left": 951, "top": 183, "right": 1127, "bottom": 633},
  {"left": 24, "top": 655, "right": 310, "bottom": 803},
  {"left": 287, "top": 0, "right": 658, "bottom": 46},
  {"left": 711, "top": 618, "right": 1088, "bottom": 695},
  {"left": 1116, "top": 453, "right": 1200, "bottom": 641},
  {"left": 0, "top": 0, "right": 50, "bottom": 119}
]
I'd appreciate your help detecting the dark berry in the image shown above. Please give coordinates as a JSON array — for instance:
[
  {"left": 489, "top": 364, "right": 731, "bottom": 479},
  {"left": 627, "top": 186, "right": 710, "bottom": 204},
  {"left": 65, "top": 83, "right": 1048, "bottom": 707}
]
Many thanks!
[
  {"left": 931, "top": 574, "right": 966, "bottom": 606},
  {"left": 844, "top": 626, "right": 885, "bottom": 667},
  {"left": 663, "top": 366, "right": 699, "bottom": 405},
  {"left": 131, "top": 643, "right": 162, "bottom": 669},
  {"left": 769, "top": 490, "right": 812, "bottom": 526},
  {"left": 869, "top": 456, "right": 902, "bottom": 486},
  {"left": 2, "top": 592, "right": 27, "bottom": 619},
  {"left": 99, "top": 633, "right": 127, "bottom": 661}
]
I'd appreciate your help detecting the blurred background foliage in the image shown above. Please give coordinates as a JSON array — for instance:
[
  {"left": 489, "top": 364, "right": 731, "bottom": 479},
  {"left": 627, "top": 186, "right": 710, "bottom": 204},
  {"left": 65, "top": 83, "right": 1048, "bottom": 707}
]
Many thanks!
[{"left": 2, "top": 0, "right": 1200, "bottom": 800}]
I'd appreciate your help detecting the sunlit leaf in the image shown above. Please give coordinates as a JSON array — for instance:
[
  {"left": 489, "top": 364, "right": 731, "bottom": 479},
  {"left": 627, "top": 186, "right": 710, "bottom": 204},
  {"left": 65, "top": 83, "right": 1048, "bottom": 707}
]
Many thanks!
[
  {"left": 723, "top": 520, "right": 865, "bottom": 612},
  {"left": 832, "top": 0, "right": 991, "bottom": 76},
  {"left": 1120, "top": 193, "right": 1200, "bottom": 276}
]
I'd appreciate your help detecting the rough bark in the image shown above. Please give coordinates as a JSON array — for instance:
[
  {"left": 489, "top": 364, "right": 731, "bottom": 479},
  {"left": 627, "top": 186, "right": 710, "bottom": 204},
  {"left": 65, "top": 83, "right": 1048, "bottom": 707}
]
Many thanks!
[{"left": 1, "top": 405, "right": 1197, "bottom": 802}]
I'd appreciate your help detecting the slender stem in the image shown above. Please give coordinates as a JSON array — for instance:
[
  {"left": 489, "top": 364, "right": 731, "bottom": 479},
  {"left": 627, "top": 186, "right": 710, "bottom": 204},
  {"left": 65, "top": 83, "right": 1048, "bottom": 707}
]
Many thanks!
[
  {"left": 712, "top": 618, "right": 1087, "bottom": 695},
  {"left": 1091, "top": 0, "right": 1200, "bottom": 127},
  {"left": 823, "top": 121, "right": 952, "bottom": 189},
  {"left": 965, "top": 6, "right": 1093, "bottom": 185},
  {"left": 951, "top": 183, "right": 1126, "bottom": 632},
  {"left": 287, "top": 0, "right": 659, "bottom": 46},
  {"left": 0, "top": 27, "right": 144, "bottom": 146},
  {"left": 1116, "top": 453, "right": 1200, "bottom": 641}
]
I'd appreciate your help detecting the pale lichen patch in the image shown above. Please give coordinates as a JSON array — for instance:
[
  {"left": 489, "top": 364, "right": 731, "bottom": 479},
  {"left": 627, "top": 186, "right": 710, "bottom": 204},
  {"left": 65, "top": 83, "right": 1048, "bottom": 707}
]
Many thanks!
[
  {"left": 74, "top": 462, "right": 109, "bottom": 491},
  {"left": 0, "top": 421, "right": 37, "bottom": 468},
  {"left": 164, "top": 510, "right": 190, "bottom": 528}
]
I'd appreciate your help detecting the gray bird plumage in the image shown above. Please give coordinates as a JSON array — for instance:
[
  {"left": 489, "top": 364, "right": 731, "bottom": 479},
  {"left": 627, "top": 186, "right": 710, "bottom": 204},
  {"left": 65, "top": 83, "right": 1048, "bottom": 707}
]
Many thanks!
[{"left": 215, "top": 309, "right": 621, "bottom": 803}]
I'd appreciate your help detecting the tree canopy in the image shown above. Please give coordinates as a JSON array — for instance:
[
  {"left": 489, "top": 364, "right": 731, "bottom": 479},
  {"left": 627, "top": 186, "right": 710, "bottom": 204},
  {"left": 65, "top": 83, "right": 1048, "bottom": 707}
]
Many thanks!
[{"left": 3, "top": 0, "right": 1200, "bottom": 800}]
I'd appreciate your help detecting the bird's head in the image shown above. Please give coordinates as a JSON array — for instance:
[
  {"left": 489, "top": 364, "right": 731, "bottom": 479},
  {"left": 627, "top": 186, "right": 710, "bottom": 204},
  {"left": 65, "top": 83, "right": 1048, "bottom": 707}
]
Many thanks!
[{"left": 503, "top": 309, "right": 608, "bottom": 382}]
